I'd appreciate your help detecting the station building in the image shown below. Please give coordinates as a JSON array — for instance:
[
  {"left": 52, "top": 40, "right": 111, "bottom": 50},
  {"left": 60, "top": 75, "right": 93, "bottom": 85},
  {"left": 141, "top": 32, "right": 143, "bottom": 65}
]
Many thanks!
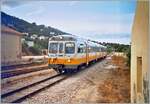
[
  {"left": 131, "top": 1, "right": 149, "bottom": 103},
  {"left": 1, "top": 26, "right": 22, "bottom": 66}
]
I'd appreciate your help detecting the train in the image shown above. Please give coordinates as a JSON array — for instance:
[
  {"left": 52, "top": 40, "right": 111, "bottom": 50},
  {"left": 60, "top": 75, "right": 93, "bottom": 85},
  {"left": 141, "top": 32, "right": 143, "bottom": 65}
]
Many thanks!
[{"left": 48, "top": 35, "right": 107, "bottom": 73}]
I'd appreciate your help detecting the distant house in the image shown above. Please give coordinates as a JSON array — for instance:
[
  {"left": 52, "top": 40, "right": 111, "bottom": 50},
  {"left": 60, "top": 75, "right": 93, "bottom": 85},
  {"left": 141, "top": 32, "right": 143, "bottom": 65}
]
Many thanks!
[
  {"left": 41, "top": 49, "right": 48, "bottom": 55},
  {"left": 21, "top": 38, "right": 25, "bottom": 43},
  {"left": 1, "top": 26, "right": 22, "bottom": 66},
  {"left": 40, "top": 29, "right": 43, "bottom": 31},
  {"left": 38, "top": 35, "right": 45, "bottom": 40},
  {"left": 45, "top": 36, "right": 49, "bottom": 39},
  {"left": 50, "top": 32, "right": 55, "bottom": 35},
  {"left": 26, "top": 40, "right": 34, "bottom": 47},
  {"left": 30, "top": 34, "right": 37, "bottom": 39},
  {"left": 22, "top": 32, "right": 29, "bottom": 36}
]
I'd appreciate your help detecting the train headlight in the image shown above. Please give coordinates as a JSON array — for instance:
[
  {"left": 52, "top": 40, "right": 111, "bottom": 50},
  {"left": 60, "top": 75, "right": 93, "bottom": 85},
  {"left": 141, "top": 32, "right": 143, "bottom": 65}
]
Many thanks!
[{"left": 67, "top": 59, "right": 71, "bottom": 62}]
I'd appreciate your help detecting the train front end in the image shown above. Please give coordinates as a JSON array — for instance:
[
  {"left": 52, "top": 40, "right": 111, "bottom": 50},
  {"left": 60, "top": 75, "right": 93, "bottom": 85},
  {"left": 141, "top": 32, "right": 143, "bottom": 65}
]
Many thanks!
[{"left": 48, "top": 35, "right": 77, "bottom": 73}]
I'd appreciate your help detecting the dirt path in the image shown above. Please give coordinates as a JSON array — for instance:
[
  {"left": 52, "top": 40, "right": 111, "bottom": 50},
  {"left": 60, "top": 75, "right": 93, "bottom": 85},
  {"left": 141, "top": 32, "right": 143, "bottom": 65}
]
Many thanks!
[{"left": 98, "top": 56, "right": 130, "bottom": 103}]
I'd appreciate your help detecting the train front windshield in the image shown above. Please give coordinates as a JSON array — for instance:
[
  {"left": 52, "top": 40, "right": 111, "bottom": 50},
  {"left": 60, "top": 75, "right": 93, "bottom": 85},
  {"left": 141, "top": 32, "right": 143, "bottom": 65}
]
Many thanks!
[
  {"left": 49, "top": 42, "right": 75, "bottom": 54},
  {"left": 49, "top": 43, "right": 58, "bottom": 54}
]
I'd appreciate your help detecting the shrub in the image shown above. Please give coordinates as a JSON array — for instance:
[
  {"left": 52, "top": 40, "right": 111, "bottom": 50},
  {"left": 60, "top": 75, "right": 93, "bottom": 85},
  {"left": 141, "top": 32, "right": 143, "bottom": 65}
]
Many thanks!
[
  {"left": 29, "top": 46, "right": 41, "bottom": 55},
  {"left": 125, "top": 46, "right": 131, "bottom": 67}
]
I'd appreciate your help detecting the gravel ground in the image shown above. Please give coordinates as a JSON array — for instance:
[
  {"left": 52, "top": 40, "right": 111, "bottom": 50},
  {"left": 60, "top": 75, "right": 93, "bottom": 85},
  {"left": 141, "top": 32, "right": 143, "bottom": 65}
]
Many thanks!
[
  {"left": 23, "top": 58, "right": 113, "bottom": 103},
  {"left": 2, "top": 56, "right": 130, "bottom": 103},
  {"left": 98, "top": 56, "right": 130, "bottom": 103}
]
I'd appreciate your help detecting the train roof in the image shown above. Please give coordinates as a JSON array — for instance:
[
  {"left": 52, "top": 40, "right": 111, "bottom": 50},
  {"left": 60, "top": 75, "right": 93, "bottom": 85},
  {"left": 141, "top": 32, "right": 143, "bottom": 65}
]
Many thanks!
[
  {"left": 49, "top": 34, "right": 77, "bottom": 41},
  {"left": 87, "top": 40, "right": 106, "bottom": 48},
  {"left": 49, "top": 34, "right": 88, "bottom": 42},
  {"left": 49, "top": 34, "right": 107, "bottom": 48}
]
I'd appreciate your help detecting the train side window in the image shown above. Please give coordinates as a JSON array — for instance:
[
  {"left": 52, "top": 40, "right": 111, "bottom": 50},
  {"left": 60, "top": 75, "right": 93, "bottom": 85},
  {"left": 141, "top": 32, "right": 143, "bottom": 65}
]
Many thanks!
[
  {"left": 78, "top": 48, "right": 80, "bottom": 53},
  {"left": 65, "top": 42, "right": 75, "bottom": 54},
  {"left": 78, "top": 47, "right": 84, "bottom": 53}
]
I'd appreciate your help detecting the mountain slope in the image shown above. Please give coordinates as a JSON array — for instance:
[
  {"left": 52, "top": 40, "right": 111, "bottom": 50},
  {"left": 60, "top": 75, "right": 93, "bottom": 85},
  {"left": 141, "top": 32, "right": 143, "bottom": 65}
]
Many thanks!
[{"left": 1, "top": 12, "right": 69, "bottom": 36}]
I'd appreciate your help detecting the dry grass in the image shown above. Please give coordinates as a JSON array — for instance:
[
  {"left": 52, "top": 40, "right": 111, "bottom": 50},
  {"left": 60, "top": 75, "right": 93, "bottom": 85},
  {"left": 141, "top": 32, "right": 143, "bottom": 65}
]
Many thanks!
[{"left": 98, "top": 55, "right": 130, "bottom": 103}]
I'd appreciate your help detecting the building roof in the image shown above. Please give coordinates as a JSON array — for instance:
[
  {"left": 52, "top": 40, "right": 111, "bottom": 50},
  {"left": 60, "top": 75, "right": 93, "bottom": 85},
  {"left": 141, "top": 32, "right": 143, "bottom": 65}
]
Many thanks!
[{"left": 1, "top": 25, "right": 22, "bottom": 36}]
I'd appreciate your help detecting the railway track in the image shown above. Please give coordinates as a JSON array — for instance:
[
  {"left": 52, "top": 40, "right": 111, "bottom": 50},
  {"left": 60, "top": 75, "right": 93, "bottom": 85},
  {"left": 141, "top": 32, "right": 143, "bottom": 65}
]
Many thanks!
[
  {"left": 1, "top": 62, "right": 41, "bottom": 70},
  {"left": 1, "top": 66, "right": 48, "bottom": 79},
  {"left": 1, "top": 74, "right": 68, "bottom": 103},
  {"left": 1, "top": 58, "right": 106, "bottom": 103}
]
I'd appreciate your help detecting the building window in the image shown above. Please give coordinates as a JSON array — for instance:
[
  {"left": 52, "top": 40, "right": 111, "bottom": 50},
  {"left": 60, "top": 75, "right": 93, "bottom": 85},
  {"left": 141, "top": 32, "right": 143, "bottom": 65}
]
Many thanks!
[{"left": 137, "top": 57, "right": 142, "bottom": 93}]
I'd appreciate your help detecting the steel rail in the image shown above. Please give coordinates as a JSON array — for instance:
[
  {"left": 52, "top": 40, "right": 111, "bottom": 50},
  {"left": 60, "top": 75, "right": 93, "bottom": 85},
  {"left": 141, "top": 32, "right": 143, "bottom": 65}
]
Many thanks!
[
  {"left": 1, "top": 66, "right": 48, "bottom": 79},
  {"left": 11, "top": 76, "right": 67, "bottom": 103},
  {"left": 1, "top": 73, "right": 61, "bottom": 98}
]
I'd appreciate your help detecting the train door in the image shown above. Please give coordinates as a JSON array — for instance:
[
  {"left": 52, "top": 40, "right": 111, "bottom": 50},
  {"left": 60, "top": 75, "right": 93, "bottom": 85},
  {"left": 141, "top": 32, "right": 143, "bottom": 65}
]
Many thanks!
[
  {"left": 58, "top": 42, "right": 64, "bottom": 57},
  {"left": 86, "top": 43, "right": 89, "bottom": 65}
]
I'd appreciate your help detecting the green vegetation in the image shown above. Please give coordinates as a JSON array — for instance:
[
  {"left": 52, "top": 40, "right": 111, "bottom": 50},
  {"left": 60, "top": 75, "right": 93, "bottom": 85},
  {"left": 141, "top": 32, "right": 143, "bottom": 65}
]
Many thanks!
[
  {"left": 29, "top": 46, "right": 41, "bottom": 55},
  {"left": 106, "top": 45, "right": 113, "bottom": 53},
  {"left": 103, "top": 42, "right": 131, "bottom": 66},
  {"left": 22, "top": 39, "right": 48, "bottom": 55},
  {"left": 1, "top": 12, "right": 70, "bottom": 36},
  {"left": 102, "top": 43, "right": 130, "bottom": 52},
  {"left": 125, "top": 45, "right": 131, "bottom": 66},
  {"left": 34, "top": 39, "right": 48, "bottom": 49}
]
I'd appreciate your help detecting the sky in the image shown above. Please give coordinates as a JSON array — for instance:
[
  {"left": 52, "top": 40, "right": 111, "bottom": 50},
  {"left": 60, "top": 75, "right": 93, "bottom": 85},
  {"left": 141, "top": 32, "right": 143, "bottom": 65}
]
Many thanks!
[{"left": 2, "top": 0, "right": 136, "bottom": 44}]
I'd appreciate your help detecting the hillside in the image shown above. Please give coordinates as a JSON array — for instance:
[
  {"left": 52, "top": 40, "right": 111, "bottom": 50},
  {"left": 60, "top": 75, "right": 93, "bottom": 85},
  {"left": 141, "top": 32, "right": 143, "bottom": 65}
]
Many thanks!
[
  {"left": 1, "top": 12, "right": 130, "bottom": 57},
  {"left": 1, "top": 12, "right": 71, "bottom": 56},
  {"left": 1, "top": 12, "right": 70, "bottom": 36}
]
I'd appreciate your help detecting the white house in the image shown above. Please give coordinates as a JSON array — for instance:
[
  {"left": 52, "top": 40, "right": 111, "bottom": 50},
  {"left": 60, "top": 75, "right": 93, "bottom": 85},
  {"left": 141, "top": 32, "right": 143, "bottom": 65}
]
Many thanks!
[
  {"left": 26, "top": 40, "right": 34, "bottom": 47},
  {"left": 50, "top": 32, "right": 55, "bottom": 35},
  {"left": 21, "top": 38, "right": 25, "bottom": 43},
  {"left": 30, "top": 34, "right": 37, "bottom": 39},
  {"left": 22, "top": 32, "right": 29, "bottom": 36},
  {"left": 38, "top": 35, "right": 45, "bottom": 40}
]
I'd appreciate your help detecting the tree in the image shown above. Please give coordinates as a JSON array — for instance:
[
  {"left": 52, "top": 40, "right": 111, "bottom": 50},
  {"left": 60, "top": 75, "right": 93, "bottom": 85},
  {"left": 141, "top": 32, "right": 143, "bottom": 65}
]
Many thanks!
[{"left": 125, "top": 45, "right": 131, "bottom": 66}]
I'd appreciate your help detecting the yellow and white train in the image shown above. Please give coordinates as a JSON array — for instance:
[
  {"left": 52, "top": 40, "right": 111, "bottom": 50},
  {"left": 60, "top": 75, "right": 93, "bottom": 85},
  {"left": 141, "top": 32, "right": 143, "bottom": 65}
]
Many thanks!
[{"left": 48, "top": 35, "right": 107, "bottom": 73}]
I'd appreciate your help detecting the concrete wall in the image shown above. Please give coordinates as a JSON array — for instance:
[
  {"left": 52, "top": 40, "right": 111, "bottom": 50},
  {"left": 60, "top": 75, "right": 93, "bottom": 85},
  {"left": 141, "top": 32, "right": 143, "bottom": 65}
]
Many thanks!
[
  {"left": 1, "top": 32, "right": 22, "bottom": 66},
  {"left": 131, "top": 1, "right": 149, "bottom": 103}
]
